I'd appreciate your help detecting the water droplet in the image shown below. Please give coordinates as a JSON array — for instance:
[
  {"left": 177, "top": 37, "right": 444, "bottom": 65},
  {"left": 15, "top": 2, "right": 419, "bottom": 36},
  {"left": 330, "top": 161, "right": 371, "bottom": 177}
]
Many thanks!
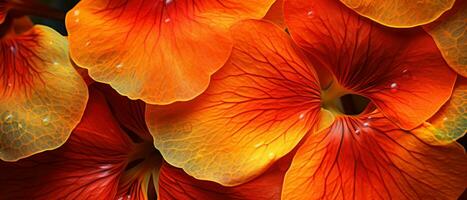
[
  {"left": 363, "top": 122, "right": 369, "bottom": 127},
  {"left": 299, "top": 113, "right": 305, "bottom": 120},
  {"left": 49, "top": 41, "right": 53, "bottom": 45},
  {"left": 75, "top": 18, "right": 80, "bottom": 23},
  {"left": 390, "top": 82, "right": 398, "bottom": 93},
  {"left": 4, "top": 114, "right": 13, "bottom": 123},
  {"left": 355, "top": 128, "right": 361, "bottom": 135},
  {"left": 126, "top": 195, "right": 131, "bottom": 199},
  {"left": 164, "top": 18, "right": 171, "bottom": 23},
  {"left": 42, "top": 117, "right": 50, "bottom": 125},
  {"left": 268, "top": 152, "right": 275, "bottom": 160},
  {"left": 17, "top": 123, "right": 23, "bottom": 129},
  {"left": 165, "top": 0, "right": 173, "bottom": 4},
  {"left": 254, "top": 141, "right": 264, "bottom": 148},
  {"left": 74, "top": 10, "right": 80, "bottom": 16},
  {"left": 116, "top": 63, "right": 124, "bottom": 69},
  {"left": 85, "top": 41, "right": 91, "bottom": 46},
  {"left": 443, "top": 117, "right": 448, "bottom": 121},
  {"left": 307, "top": 10, "right": 314, "bottom": 17},
  {"left": 117, "top": 197, "right": 123, "bottom": 200},
  {"left": 53, "top": 61, "right": 59, "bottom": 66},
  {"left": 367, "top": 116, "right": 372, "bottom": 120},
  {"left": 10, "top": 46, "right": 16, "bottom": 53},
  {"left": 7, "top": 82, "right": 12, "bottom": 87}
]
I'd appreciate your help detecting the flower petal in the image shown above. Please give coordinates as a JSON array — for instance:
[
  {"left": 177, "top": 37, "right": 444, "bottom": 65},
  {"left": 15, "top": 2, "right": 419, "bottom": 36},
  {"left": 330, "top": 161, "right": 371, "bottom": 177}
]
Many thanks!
[
  {"left": 339, "top": 0, "right": 455, "bottom": 28},
  {"left": 282, "top": 111, "right": 467, "bottom": 200},
  {"left": 264, "top": 0, "right": 285, "bottom": 29},
  {"left": 0, "top": 1, "right": 7, "bottom": 24},
  {"left": 424, "top": 0, "right": 467, "bottom": 77},
  {"left": 426, "top": 78, "right": 466, "bottom": 142},
  {"left": 66, "top": 0, "right": 274, "bottom": 104},
  {"left": 284, "top": 0, "right": 456, "bottom": 130},
  {"left": 0, "top": 25, "right": 88, "bottom": 161},
  {"left": 0, "top": 87, "right": 132, "bottom": 199},
  {"left": 159, "top": 158, "right": 289, "bottom": 200},
  {"left": 146, "top": 20, "right": 324, "bottom": 186},
  {"left": 95, "top": 83, "right": 152, "bottom": 141}
]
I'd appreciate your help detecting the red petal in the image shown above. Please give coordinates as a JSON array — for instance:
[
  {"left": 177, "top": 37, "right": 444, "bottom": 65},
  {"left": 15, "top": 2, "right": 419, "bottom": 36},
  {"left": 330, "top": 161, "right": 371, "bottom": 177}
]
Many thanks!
[
  {"left": 284, "top": 0, "right": 457, "bottom": 129},
  {"left": 0, "top": 87, "right": 132, "bottom": 199}
]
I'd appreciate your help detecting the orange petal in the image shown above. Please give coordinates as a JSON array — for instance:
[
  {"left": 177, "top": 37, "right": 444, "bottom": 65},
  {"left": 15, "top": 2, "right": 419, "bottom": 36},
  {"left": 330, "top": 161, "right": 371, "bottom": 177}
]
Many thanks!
[
  {"left": 95, "top": 83, "right": 152, "bottom": 141},
  {"left": 0, "top": 88, "right": 132, "bottom": 199},
  {"left": 66, "top": 0, "right": 275, "bottom": 104},
  {"left": 424, "top": 0, "right": 467, "bottom": 77},
  {"left": 0, "top": 24, "right": 88, "bottom": 161},
  {"left": 284, "top": 0, "right": 457, "bottom": 130},
  {"left": 282, "top": 110, "right": 467, "bottom": 200},
  {"left": 159, "top": 156, "right": 290, "bottom": 200},
  {"left": 426, "top": 78, "right": 466, "bottom": 142},
  {"left": 339, "top": 0, "right": 455, "bottom": 28},
  {"left": 146, "top": 20, "right": 325, "bottom": 186},
  {"left": 264, "top": 0, "right": 285, "bottom": 29}
]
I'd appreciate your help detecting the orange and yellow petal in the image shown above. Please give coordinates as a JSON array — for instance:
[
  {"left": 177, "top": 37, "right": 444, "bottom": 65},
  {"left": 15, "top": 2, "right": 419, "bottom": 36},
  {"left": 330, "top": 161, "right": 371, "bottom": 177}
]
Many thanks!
[
  {"left": 339, "top": 0, "right": 455, "bottom": 28},
  {"left": 159, "top": 157, "right": 289, "bottom": 200},
  {"left": 284, "top": 0, "right": 456, "bottom": 130},
  {"left": 282, "top": 110, "right": 467, "bottom": 200},
  {"left": 146, "top": 20, "right": 325, "bottom": 186},
  {"left": 66, "top": 0, "right": 274, "bottom": 104},
  {"left": 0, "top": 24, "right": 88, "bottom": 161},
  {"left": 424, "top": 0, "right": 467, "bottom": 77},
  {"left": 426, "top": 78, "right": 466, "bottom": 142},
  {"left": 0, "top": 88, "right": 132, "bottom": 199}
]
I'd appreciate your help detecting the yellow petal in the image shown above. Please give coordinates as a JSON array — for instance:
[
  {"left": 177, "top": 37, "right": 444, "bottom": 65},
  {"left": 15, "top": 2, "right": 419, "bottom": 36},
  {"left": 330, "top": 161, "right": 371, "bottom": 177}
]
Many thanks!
[{"left": 0, "top": 25, "right": 89, "bottom": 161}]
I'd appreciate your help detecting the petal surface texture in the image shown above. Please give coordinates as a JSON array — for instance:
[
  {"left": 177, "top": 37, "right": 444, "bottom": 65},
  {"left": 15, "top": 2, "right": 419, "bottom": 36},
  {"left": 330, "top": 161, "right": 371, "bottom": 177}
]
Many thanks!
[
  {"left": 158, "top": 160, "right": 288, "bottom": 200},
  {"left": 66, "top": 0, "right": 275, "bottom": 104},
  {"left": 427, "top": 78, "right": 466, "bottom": 142},
  {"left": 424, "top": 1, "right": 467, "bottom": 77},
  {"left": 339, "top": 0, "right": 455, "bottom": 27},
  {"left": 284, "top": 0, "right": 456, "bottom": 130},
  {"left": 282, "top": 111, "right": 467, "bottom": 200},
  {"left": 146, "top": 20, "right": 325, "bottom": 186},
  {"left": 0, "top": 25, "right": 88, "bottom": 161},
  {"left": 0, "top": 88, "right": 131, "bottom": 199}
]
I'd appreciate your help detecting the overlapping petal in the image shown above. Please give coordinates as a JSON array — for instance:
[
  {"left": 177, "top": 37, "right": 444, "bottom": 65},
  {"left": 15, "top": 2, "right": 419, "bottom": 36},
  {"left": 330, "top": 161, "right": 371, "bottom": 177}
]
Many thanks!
[
  {"left": 146, "top": 20, "right": 328, "bottom": 186},
  {"left": 158, "top": 157, "right": 289, "bottom": 200},
  {"left": 282, "top": 110, "right": 467, "bottom": 200},
  {"left": 0, "top": 23, "right": 88, "bottom": 161},
  {"left": 0, "top": 0, "right": 7, "bottom": 24},
  {"left": 0, "top": 88, "right": 131, "bottom": 199},
  {"left": 339, "top": 0, "right": 455, "bottom": 28},
  {"left": 264, "top": 0, "right": 285, "bottom": 29},
  {"left": 426, "top": 78, "right": 466, "bottom": 142},
  {"left": 95, "top": 83, "right": 152, "bottom": 141},
  {"left": 66, "top": 0, "right": 275, "bottom": 104},
  {"left": 284, "top": 0, "right": 456, "bottom": 130},
  {"left": 424, "top": 0, "right": 467, "bottom": 77}
]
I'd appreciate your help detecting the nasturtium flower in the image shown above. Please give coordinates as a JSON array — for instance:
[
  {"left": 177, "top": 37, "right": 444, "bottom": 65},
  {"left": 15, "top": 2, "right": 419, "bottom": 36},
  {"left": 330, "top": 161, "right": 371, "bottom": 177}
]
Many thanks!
[
  {"left": 65, "top": 0, "right": 275, "bottom": 105},
  {"left": 339, "top": 0, "right": 455, "bottom": 28},
  {"left": 0, "top": 85, "right": 161, "bottom": 199},
  {"left": 426, "top": 78, "right": 466, "bottom": 143},
  {"left": 0, "top": 17, "right": 88, "bottom": 161},
  {"left": 424, "top": 0, "right": 467, "bottom": 77},
  {"left": 146, "top": 1, "right": 465, "bottom": 197}
]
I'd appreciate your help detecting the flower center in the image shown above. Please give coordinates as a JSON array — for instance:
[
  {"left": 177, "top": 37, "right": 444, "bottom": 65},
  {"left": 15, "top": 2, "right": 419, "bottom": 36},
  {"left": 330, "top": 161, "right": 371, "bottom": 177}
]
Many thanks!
[{"left": 321, "top": 81, "right": 371, "bottom": 116}]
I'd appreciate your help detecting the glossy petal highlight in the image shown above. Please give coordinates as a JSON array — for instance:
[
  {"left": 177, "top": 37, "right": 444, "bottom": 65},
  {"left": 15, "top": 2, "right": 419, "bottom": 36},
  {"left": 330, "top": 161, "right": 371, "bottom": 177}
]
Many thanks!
[
  {"left": 147, "top": 20, "right": 324, "bottom": 186},
  {"left": 427, "top": 78, "right": 466, "bottom": 142},
  {"left": 284, "top": 0, "right": 456, "bottom": 130},
  {"left": 66, "top": 0, "right": 275, "bottom": 104},
  {"left": 282, "top": 111, "right": 467, "bottom": 200},
  {"left": 0, "top": 88, "right": 131, "bottom": 199},
  {"left": 424, "top": 1, "right": 467, "bottom": 77},
  {"left": 339, "top": 0, "right": 455, "bottom": 28},
  {"left": 0, "top": 25, "right": 88, "bottom": 161}
]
